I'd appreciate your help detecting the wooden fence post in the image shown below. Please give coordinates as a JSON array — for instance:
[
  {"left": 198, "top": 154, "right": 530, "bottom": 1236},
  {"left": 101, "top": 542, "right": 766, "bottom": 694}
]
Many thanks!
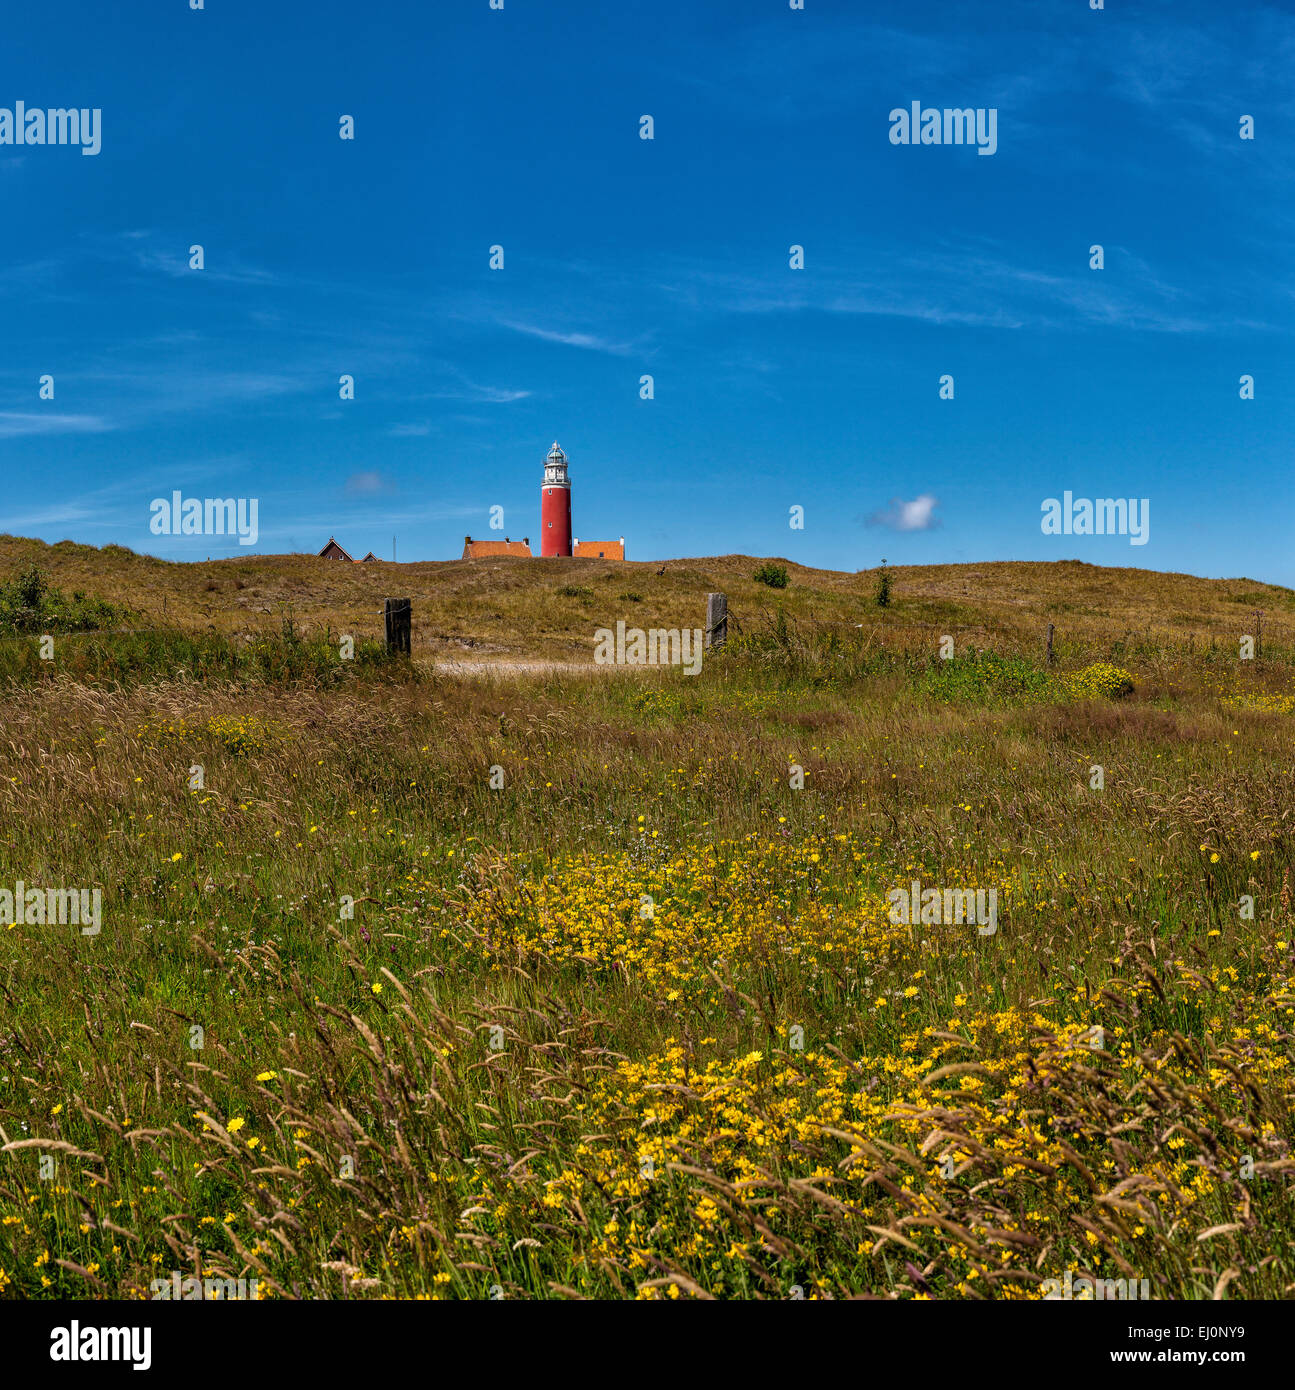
[
  {"left": 706, "top": 593, "right": 727, "bottom": 649},
  {"left": 384, "top": 597, "right": 411, "bottom": 655},
  {"left": 1045, "top": 622, "right": 1055, "bottom": 667}
]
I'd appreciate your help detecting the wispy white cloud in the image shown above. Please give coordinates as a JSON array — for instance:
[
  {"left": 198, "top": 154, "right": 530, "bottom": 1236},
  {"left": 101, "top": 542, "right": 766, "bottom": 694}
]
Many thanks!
[
  {"left": 0, "top": 411, "right": 113, "bottom": 438},
  {"left": 130, "top": 245, "right": 279, "bottom": 286},
  {"left": 495, "top": 318, "right": 635, "bottom": 356},
  {"left": 78, "top": 366, "right": 315, "bottom": 415},
  {"left": 655, "top": 238, "right": 1265, "bottom": 335},
  {"left": 1, "top": 501, "right": 102, "bottom": 528},
  {"left": 429, "top": 378, "right": 532, "bottom": 404}
]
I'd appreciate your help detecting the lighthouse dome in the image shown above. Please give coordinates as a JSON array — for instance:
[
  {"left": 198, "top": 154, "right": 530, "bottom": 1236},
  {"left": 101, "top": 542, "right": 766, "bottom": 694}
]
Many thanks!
[{"left": 547, "top": 441, "right": 567, "bottom": 463}]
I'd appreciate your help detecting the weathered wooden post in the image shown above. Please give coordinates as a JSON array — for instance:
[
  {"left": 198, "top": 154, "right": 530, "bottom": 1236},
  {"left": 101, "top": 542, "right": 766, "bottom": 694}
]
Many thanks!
[
  {"left": 706, "top": 592, "right": 727, "bottom": 649},
  {"left": 1045, "top": 622, "right": 1055, "bottom": 667},
  {"left": 384, "top": 597, "right": 411, "bottom": 655}
]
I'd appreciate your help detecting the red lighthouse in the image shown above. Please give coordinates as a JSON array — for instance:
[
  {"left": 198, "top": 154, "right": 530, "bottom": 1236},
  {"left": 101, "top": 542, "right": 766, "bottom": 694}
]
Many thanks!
[{"left": 540, "top": 441, "right": 572, "bottom": 556}]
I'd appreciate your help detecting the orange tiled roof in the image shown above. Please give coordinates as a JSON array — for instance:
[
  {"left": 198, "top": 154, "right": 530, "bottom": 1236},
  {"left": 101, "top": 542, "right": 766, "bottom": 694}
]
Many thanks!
[
  {"left": 462, "top": 536, "right": 533, "bottom": 559},
  {"left": 572, "top": 539, "right": 625, "bottom": 560}
]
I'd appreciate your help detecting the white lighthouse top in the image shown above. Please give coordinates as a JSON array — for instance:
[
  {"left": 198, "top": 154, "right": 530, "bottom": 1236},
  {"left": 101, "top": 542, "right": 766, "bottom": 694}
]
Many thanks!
[{"left": 543, "top": 441, "right": 570, "bottom": 487}]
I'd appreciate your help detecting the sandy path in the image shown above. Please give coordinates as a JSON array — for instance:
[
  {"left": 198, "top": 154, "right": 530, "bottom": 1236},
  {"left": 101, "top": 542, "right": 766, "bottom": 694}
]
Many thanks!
[{"left": 430, "top": 658, "right": 609, "bottom": 676}]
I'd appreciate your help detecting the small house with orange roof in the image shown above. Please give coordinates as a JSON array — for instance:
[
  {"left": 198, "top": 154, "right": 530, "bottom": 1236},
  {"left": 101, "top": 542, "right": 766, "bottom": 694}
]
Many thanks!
[
  {"left": 462, "top": 535, "right": 533, "bottom": 559},
  {"left": 572, "top": 536, "right": 625, "bottom": 561}
]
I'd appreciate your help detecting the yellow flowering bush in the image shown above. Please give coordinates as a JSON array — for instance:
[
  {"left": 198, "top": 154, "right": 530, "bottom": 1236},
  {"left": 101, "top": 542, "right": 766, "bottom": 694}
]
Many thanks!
[
  {"left": 1056, "top": 662, "right": 1135, "bottom": 700},
  {"left": 1222, "top": 692, "right": 1294, "bottom": 715},
  {"left": 135, "top": 713, "right": 284, "bottom": 756}
]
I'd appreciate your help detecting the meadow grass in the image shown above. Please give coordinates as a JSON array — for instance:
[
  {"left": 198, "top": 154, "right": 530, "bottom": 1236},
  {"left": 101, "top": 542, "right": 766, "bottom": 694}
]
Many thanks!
[{"left": 0, "top": 566, "right": 1292, "bottom": 1300}]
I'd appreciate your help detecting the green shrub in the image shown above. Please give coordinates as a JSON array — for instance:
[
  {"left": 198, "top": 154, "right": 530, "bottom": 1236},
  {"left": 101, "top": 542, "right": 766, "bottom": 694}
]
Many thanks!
[
  {"left": 921, "top": 650, "right": 1050, "bottom": 705},
  {"left": 0, "top": 564, "right": 129, "bottom": 633},
  {"left": 875, "top": 561, "right": 893, "bottom": 608},
  {"left": 753, "top": 563, "right": 789, "bottom": 589}
]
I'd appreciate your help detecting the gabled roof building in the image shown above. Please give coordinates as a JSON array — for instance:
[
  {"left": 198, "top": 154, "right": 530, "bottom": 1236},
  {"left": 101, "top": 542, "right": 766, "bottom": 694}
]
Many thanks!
[{"left": 462, "top": 536, "right": 533, "bottom": 559}]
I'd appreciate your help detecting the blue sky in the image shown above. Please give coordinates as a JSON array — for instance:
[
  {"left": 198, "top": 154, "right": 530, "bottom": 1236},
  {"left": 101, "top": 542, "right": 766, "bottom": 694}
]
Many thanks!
[{"left": 1, "top": 0, "right": 1292, "bottom": 582}]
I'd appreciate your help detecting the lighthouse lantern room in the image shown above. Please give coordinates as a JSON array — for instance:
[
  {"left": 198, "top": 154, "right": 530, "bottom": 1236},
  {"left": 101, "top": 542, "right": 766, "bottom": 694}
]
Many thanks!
[{"left": 540, "top": 441, "right": 573, "bottom": 556}]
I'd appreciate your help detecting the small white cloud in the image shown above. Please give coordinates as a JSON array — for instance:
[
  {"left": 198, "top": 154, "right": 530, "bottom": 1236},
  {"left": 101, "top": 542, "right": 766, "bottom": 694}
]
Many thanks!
[
  {"left": 344, "top": 470, "right": 396, "bottom": 496},
  {"left": 867, "top": 494, "right": 940, "bottom": 531},
  {"left": 467, "top": 385, "right": 531, "bottom": 403}
]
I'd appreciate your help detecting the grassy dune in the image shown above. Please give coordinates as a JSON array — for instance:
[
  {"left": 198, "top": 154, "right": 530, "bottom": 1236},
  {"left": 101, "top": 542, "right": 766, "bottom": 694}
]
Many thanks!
[
  {"left": 2, "top": 532, "right": 1292, "bottom": 664},
  {"left": 0, "top": 543, "right": 1292, "bottom": 1300}
]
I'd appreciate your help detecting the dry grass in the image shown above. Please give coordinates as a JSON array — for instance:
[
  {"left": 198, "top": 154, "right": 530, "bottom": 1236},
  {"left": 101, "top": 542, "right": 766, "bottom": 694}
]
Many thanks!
[{"left": 2, "top": 534, "right": 1291, "bottom": 665}]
